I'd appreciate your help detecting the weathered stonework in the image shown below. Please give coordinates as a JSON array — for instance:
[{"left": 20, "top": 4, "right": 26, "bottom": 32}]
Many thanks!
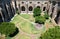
[
  {"left": 0, "top": 0, "right": 60, "bottom": 25},
  {"left": 15, "top": 1, "right": 49, "bottom": 14}
]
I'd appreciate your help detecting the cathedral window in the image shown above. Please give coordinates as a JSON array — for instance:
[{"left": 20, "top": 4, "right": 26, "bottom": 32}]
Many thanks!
[
  {"left": 37, "top": 6, "right": 40, "bottom": 9},
  {"left": 21, "top": 6, "right": 25, "bottom": 11},
  {"left": 37, "top": 2, "right": 40, "bottom": 4},
  {"left": 22, "top": 2, "right": 24, "bottom": 4},
  {"left": 43, "top": 7, "right": 46, "bottom": 11},
  {"left": 29, "top": 6, "right": 33, "bottom": 11},
  {"left": 30, "top": 2, "right": 32, "bottom": 4}
]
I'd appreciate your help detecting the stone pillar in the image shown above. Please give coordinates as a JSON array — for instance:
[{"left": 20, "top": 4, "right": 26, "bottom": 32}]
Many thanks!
[
  {"left": 16, "top": 1, "right": 21, "bottom": 14},
  {"left": 47, "top": 2, "right": 50, "bottom": 13},
  {"left": 58, "top": 16, "right": 60, "bottom": 26},
  {"left": 10, "top": 2, "right": 14, "bottom": 15},
  {"left": 52, "top": 4, "right": 58, "bottom": 19},
  {"left": 18, "top": 3, "right": 21, "bottom": 14},
  {"left": 11, "top": 2, "right": 14, "bottom": 15},
  {"left": 48, "top": 3, "right": 52, "bottom": 16},
  {"left": 41, "top": 4, "right": 43, "bottom": 13},
  {"left": 0, "top": 7, "right": 4, "bottom": 22},
  {"left": 6, "top": 4, "right": 11, "bottom": 18},
  {"left": 12, "top": 1, "right": 16, "bottom": 14},
  {"left": 26, "top": 2, "right": 28, "bottom": 14},
  {"left": 16, "top": 1, "right": 19, "bottom": 10}
]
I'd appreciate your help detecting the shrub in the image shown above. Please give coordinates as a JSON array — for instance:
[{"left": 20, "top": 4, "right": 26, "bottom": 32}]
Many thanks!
[
  {"left": 39, "top": 26, "right": 60, "bottom": 39},
  {"left": 16, "top": 10, "right": 20, "bottom": 15},
  {"left": 0, "top": 22, "right": 16, "bottom": 36},
  {"left": 44, "top": 12, "right": 49, "bottom": 19},
  {"left": 33, "top": 8, "right": 41, "bottom": 17},
  {"left": 35, "top": 16, "right": 46, "bottom": 24}
]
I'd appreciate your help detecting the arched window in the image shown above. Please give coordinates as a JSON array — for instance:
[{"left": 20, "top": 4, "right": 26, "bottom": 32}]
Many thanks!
[
  {"left": 21, "top": 6, "right": 25, "bottom": 11},
  {"left": 29, "top": 6, "right": 33, "bottom": 11},
  {"left": 45, "top": 2, "right": 47, "bottom": 4},
  {"left": 37, "top": 6, "right": 40, "bottom": 9},
  {"left": 43, "top": 7, "right": 46, "bottom": 11},
  {"left": 22, "top": 2, "right": 24, "bottom": 4},
  {"left": 30, "top": 2, "right": 32, "bottom": 4}
]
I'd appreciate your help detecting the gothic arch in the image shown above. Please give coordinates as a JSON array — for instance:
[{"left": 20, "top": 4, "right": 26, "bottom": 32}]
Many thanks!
[
  {"left": 37, "top": 6, "right": 40, "bottom": 9},
  {"left": 21, "top": 6, "right": 25, "bottom": 11},
  {"left": 43, "top": 7, "right": 46, "bottom": 11},
  {"left": 29, "top": 6, "right": 33, "bottom": 11}
]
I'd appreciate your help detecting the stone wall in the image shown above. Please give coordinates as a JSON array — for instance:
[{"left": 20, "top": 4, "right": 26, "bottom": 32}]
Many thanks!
[
  {"left": 0, "top": 0, "right": 60, "bottom": 26},
  {"left": 16, "top": 1, "right": 48, "bottom": 14},
  {"left": 0, "top": 0, "right": 15, "bottom": 22}
]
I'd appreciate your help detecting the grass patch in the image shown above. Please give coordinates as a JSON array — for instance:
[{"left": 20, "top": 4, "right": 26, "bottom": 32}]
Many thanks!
[
  {"left": 12, "top": 33, "right": 31, "bottom": 39},
  {"left": 19, "top": 21, "right": 40, "bottom": 34},
  {"left": 11, "top": 14, "right": 46, "bottom": 39},
  {"left": 19, "top": 34, "right": 31, "bottom": 39},
  {"left": 11, "top": 14, "right": 41, "bottom": 34},
  {"left": 20, "top": 14, "right": 35, "bottom": 22}
]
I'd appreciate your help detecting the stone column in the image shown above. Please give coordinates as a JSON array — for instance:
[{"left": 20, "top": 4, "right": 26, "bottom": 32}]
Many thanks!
[
  {"left": 26, "top": 2, "right": 28, "bottom": 14},
  {"left": 48, "top": 3, "right": 52, "bottom": 16},
  {"left": 18, "top": 2, "right": 21, "bottom": 14},
  {"left": 16, "top": 1, "right": 21, "bottom": 14},
  {"left": 41, "top": 4, "right": 43, "bottom": 12},
  {"left": 6, "top": 4, "right": 11, "bottom": 18},
  {"left": 12, "top": 1, "right": 16, "bottom": 14},
  {"left": 16, "top": 1, "right": 19, "bottom": 10},
  {"left": 52, "top": 3, "right": 58, "bottom": 19},
  {"left": 10, "top": 2, "right": 14, "bottom": 15},
  {"left": 0, "top": 7, "right": 4, "bottom": 22},
  {"left": 58, "top": 16, "right": 60, "bottom": 26},
  {"left": 47, "top": 2, "right": 50, "bottom": 13}
]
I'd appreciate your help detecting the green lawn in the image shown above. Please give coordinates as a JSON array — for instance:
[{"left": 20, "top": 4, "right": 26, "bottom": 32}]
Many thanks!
[
  {"left": 20, "top": 14, "right": 35, "bottom": 22},
  {"left": 11, "top": 14, "right": 45, "bottom": 39},
  {"left": 18, "top": 34, "right": 31, "bottom": 39},
  {"left": 12, "top": 33, "right": 31, "bottom": 39},
  {"left": 11, "top": 14, "right": 42, "bottom": 34}
]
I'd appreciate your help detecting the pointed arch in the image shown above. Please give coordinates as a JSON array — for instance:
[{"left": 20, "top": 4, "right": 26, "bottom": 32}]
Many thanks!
[
  {"left": 43, "top": 7, "right": 46, "bottom": 11},
  {"left": 29, "top": 6, "right": 33, "bottom": 11},
  {"left": 21, "top": 6, "right": 25, "bottom": 11},
  {"left": 37, "top": 6, "right": 40, "bottom": 9}
]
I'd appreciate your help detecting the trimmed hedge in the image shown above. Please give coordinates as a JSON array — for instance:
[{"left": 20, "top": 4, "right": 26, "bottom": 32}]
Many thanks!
[
  {"left": 33, "top": 8, "right": 41, "bottom": 17},
  {"left": 0, "top": 22, "right": 16, "bottom": 36},
  {"left": 35, "top": 16, "right": 46, "bottom": 24},
  {"left": 40, "top": 26, "right": 60, "bottom": 39},
  {"left": 44, "top": 12, "right": 49, "bottom": 19}
]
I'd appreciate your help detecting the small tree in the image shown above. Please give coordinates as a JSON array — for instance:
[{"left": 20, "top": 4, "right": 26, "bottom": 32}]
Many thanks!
[
  {"left": 33, "top": 8, "right": 41, "bottom": 17},
  {"left": 39, "top": 26, "right": 60, "bottom": 39},
  {"left": 0, "top": 22, "right": 16, "bottom": 36},
  {"left": 35, "top": 16, "right": 46, "bottom": 24},
  {"left": 44, "top": 12, "right": 49, "bottom": 19}
]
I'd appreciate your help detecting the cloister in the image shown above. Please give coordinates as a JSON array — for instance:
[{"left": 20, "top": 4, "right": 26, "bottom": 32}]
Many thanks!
[{"left": 0, "top": 0, "right": 60, "bottom": 25}]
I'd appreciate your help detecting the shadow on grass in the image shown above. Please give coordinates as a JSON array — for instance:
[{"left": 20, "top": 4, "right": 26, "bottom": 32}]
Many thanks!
[{"left": 9, "top": 28, "right": 19, "bottom": 37}]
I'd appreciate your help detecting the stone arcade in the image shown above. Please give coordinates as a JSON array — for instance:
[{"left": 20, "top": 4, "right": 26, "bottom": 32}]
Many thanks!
[{"left": 0, "top": 0, "right": 60, "bottom": 25}]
